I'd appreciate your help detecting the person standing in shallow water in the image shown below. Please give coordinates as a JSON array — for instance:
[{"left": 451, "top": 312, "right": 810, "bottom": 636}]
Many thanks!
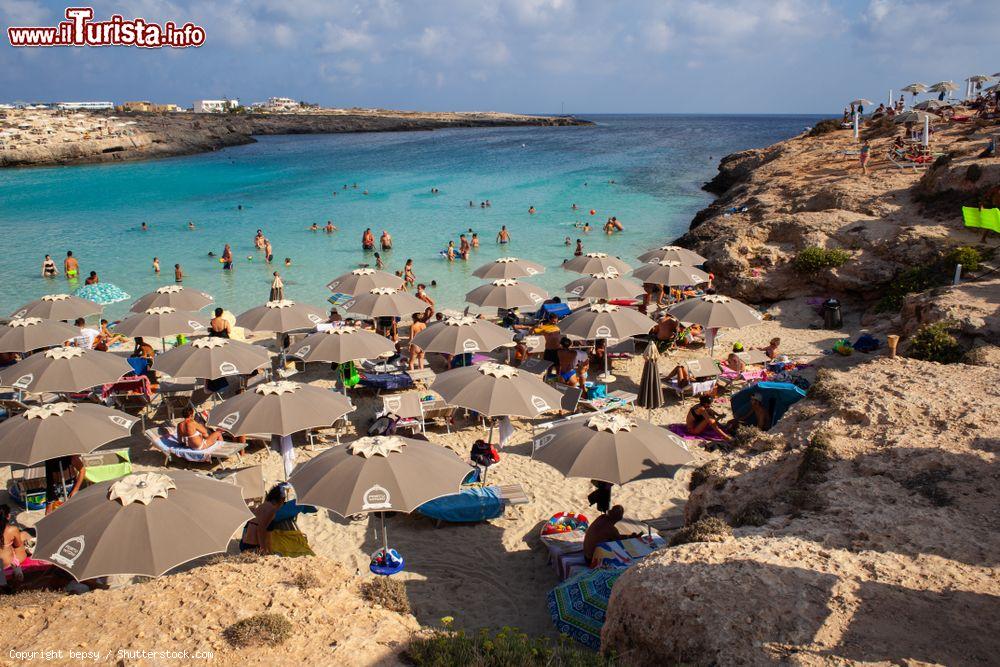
[{"left": 222, "top": 244, "right": 233, "bottom": 270}]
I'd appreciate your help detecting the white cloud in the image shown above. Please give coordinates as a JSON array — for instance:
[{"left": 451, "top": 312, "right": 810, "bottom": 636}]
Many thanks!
[
  {"left": 506, "top": 0, "right": 574, "bottom": 24},
  {"left": 408, "top": 26, "right": 449, "bottom": 56},
  {"left": 641, "top": 20, "right": 673, "bottom": 52},
  {"left": 323, "top": 22, "right": 374, "bottom": 52}
]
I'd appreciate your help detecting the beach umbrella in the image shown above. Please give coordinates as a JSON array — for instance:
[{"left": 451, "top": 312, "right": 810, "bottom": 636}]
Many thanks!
[
  {"left": 151, "top": 337, "right": 271, "bottom": 380},
  {"left": 235, "top": 300, "right": 326, "bottom": 334},
  {"left": 532, "top": 412, "right": 692, "bottom": 485},
  {"left": 631, "top": 260, "right": 710, "bottom": 286},
  {"left": 636, "top": 343, "right": 664, "bottom": 416},
  {"left": 849, "top": 99, "right": 873, "bottom": 107},
  {"left": 431, "top": 362, "right": 563, "bottom": 419},
  {"left": 636, "top": 245, "right": 707, "bottom": 265},
  {"left": 287, "top": 327, "right": 395, "bottom": 364},
  {"left": 33, "top": 471, "right": 252, "bottom": 580},
  {"left": 410, "top": 316, "right": 513, "bottom": 355},
  {"left": 565, "top": 273, "right": 643, "bottom": 301},
  {"left": 113, "top": 307, "right": 208, "bottom": 340},
  {"left": 341, "top": 288, "right": 428, "bottom": 319},
  {"left": 326, "top": 268, "right": 404, "bottom": 296},
  {"left": 666, "top": 294, "right": 762, "bottom": 330},
  {"left": 547, "top": 568, "right": 624, "bottom": 650},
  {"left": 730, "top": 381, "right": 806, "bottom": 430},
  {"left": 471, "top": 257, "right": 545, "bottom": 280},
  {"left": 914, "top": 100, "right": 950, "bottom": 111},
  {"left": 901, "top": 83, "right": 927, "bottom": 95},
  {"left": 0, "top": 346, "right": 130, "bottom": 393},
  {"left": 0, "top": 402, "right": 137, "bottom": 466},
  {"left": 129, "top": 285, "right": 213, "bottom": 313},
  {"left": 10, "top": 293, "right": 102, "bottom": 321},
  {"left": 465, "top": 279, "right": 549, "bottom": 309},
  {"left": 561, "top": 252, "right": 631, "bottom": 276},
  {"left": 0, "top": 317, "right": 78, "bottom": 353},
  {"left": 207, "top": 380, "right": 354, "bottom": 437},
  {"left": 893, "top": 110, "right": 940, "bottom": 124},
  {"left": 928, "top": 81, "right": 958, "bottom": 93},
  {"left": 74, "top": 283, "right": 130, "bottom": 306},
  {"left": 558, "top": 303, "right": 654, "bottom": 342},
  {"left": 288, "top": 435, "right": 473, "bottom": 560},
  {"left": 968, "top": 75, "right": 991, "bottom": 84},
  {"left": 993, "top": 73, "right": 1000, "bottom": 78}
]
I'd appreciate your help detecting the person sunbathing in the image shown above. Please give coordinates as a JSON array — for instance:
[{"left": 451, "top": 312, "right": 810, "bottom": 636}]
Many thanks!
[
  {"left": 686, "top": 395, "right": 731, "bottom": 440},
  {"left": 177, "top": 406, "right": 226, "bottom": 450},
  {"left": 1, "top": 504, "right": 30, "bottom": 574},
  {"left": 583, "top": 505, "right": 642, "bottom": 563},
  {"left": 663, "top": 363, "right": 691, "bottom": 388},
  {"left": 240, "top": 484, "right": 288, "bottom": 554},
  {"left": 726, "top": 343, "right": 747, "bottom": 373},
  {"left": 761, "top": 337, "right": 781, "bottom": 360},
  {"left": 652, "top": 313, "right": 678, "bottom": 346}
]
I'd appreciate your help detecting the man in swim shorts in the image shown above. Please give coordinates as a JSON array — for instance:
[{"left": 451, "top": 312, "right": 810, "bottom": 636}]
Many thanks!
[
  {"left": 496, "top": 226, "right": 511, "bottom": 244},
  {"left": 64, "top": 251, "right": 78, "bottom": 280},
  {"left": 555, "top": 337, "right": 587, "bottom": 387},
  {"left": 362, "top": 228, "right": 375, "bottom": 250}
]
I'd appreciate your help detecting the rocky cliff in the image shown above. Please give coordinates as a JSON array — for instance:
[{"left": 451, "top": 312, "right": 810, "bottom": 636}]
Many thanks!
[
  {"left": 602, "top": 358, "right": 1000, "bottom": 665},
  {"left": 0, "top": 109, "right": 590, "bottom": 168},
  {"left": 677, "top": 120, "right": 1000, "bottom": 306}
]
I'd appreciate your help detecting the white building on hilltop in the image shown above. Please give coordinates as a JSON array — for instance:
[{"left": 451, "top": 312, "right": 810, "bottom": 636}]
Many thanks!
[
  {"left": 57, "top": 101, "right": 114, "bottom": 110},
  {"left": 193, "top": 99, "right": 239, "bottom": 113},
  {"left": 264, "top": 97, "right": 300, "bottom": 112}
]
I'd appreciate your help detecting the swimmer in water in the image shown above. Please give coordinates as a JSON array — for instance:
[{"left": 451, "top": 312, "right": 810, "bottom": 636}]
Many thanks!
[
  {"left": 564, "top": 237, "right": 571, "bottom": 246},
  {"left": 571, "top": 203, "right": 578, "bottom": 211},
  {"left": 141, "top": 222, "right": 148, "bottom": 231},
  {"left": 310, "top": 222, "right": 319, "bottom": 231},
  {"left": 188, "top": 221, "right": 196, "bottom": 230},
  {"left": 496, "top": 225, "right": 510, "bottom": 244},
  {"left": 153, "top": 257, "right": 160, "bottom": 273},
  {"left": 380, "top": 230, "right": 392, "bottom": 250},
  {"left": 237, "top": 204, "right": 242, "bottom": 210},
  {"left": 471, "top": 233, "right": 479, "bottom": 248},
  {"left": 284, "top": 258, "right": 292, "bottom": 266},
  {"left": 362, "top": 228, "right": 375, "bottom": 251},
  {"left": 374, "top": 252, "right": 385, "bottom": 269},
  {"left": 325, "top": 221, "right": 337, "bottom": 233},
  {"left": 528, "top": 206, "right": 536, "bottom": 214}
]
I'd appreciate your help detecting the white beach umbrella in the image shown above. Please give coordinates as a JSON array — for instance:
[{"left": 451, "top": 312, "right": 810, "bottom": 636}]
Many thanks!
[
  {"left": 849, "top": 99, "right": 873, "bottom": 107},
  {"left": 901, "top": 83, "right": 927, "bottom": 95}
]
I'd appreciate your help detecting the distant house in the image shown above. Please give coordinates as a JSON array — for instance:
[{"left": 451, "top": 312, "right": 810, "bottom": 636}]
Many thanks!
[
  {"left": 193, "top": 99, "right": 239, "bottom": 113},
  {"left": 119, "top": 101, "right": 183, "bottom": 113},
  {"left": 56, "top": 101, "right": 114, "bottom": 111},
  {"left": 264, "top": 97, "right": 299, "bottom": 112}
]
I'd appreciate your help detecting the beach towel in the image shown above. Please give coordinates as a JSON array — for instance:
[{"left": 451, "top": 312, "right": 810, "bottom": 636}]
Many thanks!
[
  {"left": 416, "top": 486, "right": 504, "bottom": 523},
  {"left": 269, "top": 529, "right": 315, "bottom": 557},
  {"left": 963, "top": 207, "right": 1000, "bottom": 233},
  {"left": 590, "top": 535, "right": 667, "bottom": 569},
  {"left": 547, "top": 568, "right": 624, "bottom": 650},
  {"left": 358, "top": 372, "right": 413, "bottom": 392},
  {"left": 667, "top": 423, "right": 727, "bottom": 442}
]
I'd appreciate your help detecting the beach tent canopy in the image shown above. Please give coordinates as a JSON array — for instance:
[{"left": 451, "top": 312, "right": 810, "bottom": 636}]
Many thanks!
[
  {"left": 557, "top": 303, "right": 655, "bottom": 342},
  {"left": 900, "top": 83, "right": 927, "bottom": 94},
  {"left": 33, "top": 471, "right": 252, "bottom": 580},
  {"left": 730, "top": 381, "right": 806, "bottom": 430},
  {"left": 113, "top": 307, "right": 208, "bottom": 339},
  {"left": 893, "top": 110, "right": 940, "bottom": 125},
  {"left": 341, "top": 288, "right": 428, "bottom": 318},
  {"left": 325, "top": 268, "right": 404, "bottom": 296},
  {"left": 235, "top": 300, "right": 326, "bottom": 334},
  {"left": 636, "top": 245, "right": 707, "bottom": 265},
  {"left": 665, "top": 294, "right": 762, "bottom": 330},
  {"left": 631, "top": 260, "right": 709, "bottom": 287}
]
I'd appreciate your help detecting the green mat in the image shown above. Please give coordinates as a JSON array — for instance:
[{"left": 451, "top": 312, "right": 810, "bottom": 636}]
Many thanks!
[
  {"left": 82, "top": 448, "right": 132, "bottom": 483},
  {"left": 963, "top": 207, "right": 1000, "bottom": 233}
]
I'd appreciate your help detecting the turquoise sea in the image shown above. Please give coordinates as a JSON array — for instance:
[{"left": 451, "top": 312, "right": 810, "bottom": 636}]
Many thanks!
[{"left": 0, "top": 114, "right": 821, "bottom": 318}]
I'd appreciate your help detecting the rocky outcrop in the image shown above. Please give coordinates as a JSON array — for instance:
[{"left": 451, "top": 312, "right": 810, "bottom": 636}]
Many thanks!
[
  {"left": 0, "top": 109, "right": 590, "bottom": 168},
  {"left": 676, "top": 121, "right": 1000, "bottom": 305},
  {"left": 898, "top": 278, "right": 1000, "bottom": 342},
  {"left": 603, "top": 358, "right": 1000, "bottom": 665}
]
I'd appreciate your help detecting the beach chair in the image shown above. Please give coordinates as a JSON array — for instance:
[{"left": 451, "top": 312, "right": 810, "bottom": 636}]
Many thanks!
[
  {"left": 421, "top": 397, "right": 457, "bottom": 433},
  {"left": 579, "top": 389, "right": 638, "bottom": 413},
  {"left": 143, "top": 426, "right": 245, "bottom": 466},
  {"left": 531, "top": 386, "right": 584, "bottom": 435},
  {"left": 103, "top": 375, "right": 161, "bottom": 430},
  {"left": 213, "top": 465, "right": 266, "bottom": 506},
  {"left": 382, "top": 392, "right": 425, "bottom": 433},
  {"left": 664, "top": 357, "right": 719, "bottom": 399}
]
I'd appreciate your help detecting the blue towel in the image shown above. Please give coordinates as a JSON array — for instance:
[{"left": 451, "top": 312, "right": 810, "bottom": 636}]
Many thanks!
[{"left": 417, "top": 486, "right": 504, "bottom": 522}]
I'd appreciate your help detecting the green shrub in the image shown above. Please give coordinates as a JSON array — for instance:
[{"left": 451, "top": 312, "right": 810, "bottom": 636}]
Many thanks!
[
  {"left": 732, "top": 499, "right": 772, "bottom": 527},
  {"left": 792, "top": 247, "right": 851, "bottom": 275},
  {"left": 360, "top": 576, "right": 411, "bottom": 614},
  {"left": 875, "top": 265, "right": 943, "bottom": 312},
  {"left": 289, "top": 570, "right": 321, "bottom": 591},
  {"left": 223, "top": 613, "right": 292, "bottom": 647},
  {"left": 669, "top": 516, "right": 732, "bottom": 546},
  {"left": 945, "top": 246, "right": 981, "bottom": 272},
  {"left": 797, "top": 431, "right": 833, "bottom": 484},
  {"left": 906, "top": 322, "right": 962, "bottom": 363},
  {"left": 404, "top": 626, "right": 611, "bottom": 666}
]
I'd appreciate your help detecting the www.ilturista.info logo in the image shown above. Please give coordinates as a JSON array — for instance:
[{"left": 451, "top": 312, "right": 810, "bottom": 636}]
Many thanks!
[{"left": 7, "top": 7, "right": 206, "bottom": 48}]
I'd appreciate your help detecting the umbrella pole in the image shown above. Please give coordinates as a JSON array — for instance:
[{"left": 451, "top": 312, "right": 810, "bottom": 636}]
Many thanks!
[
  {"left": 598, "top": 337, "right": 616, "bottom": 383},
  {"left": 58, "top": 459, "right": 68, "bottom": 502},
  {"left": 381, "top": 512, "right": 389, "bottom": 553}
]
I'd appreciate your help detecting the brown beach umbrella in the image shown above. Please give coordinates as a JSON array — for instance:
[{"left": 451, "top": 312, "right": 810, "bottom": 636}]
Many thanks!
[
  {"left": 913, "top": 100, "right": 950, "bottom": 111},
  {"left": 901, "top": 83, "right": 927, "bottom": 95},
  {"left": 636, "top": 245, "right": 707, "bottom": 265},
  {"left": 431, "top": 362, "right": 562, "bottom": 418},
  {"left": 0, "top": 346, "right": 130, "bottom": 393},
  {"left": 531, "top": 412, "right": 693, "bottom": 486},
  {"left": 565, "top": 273, "right": 644, "bottom": 301},
  {"left": 10, "top": 293, "right": 102, "bottom": 321},
  {"left": 632, "top": 260, "right": 710, "bottom": 287},
  {"left": 341, "top": 288, "right": 428, "bottom": 319},
  {"left": 326, "top": 268, "right": 404, "bottom": 296},
  {"left": 558, "top": 303, "right": 654, "bottom": 342},
  {"left": 151, "top": 337, "right": 271, "bottom": 380},
  {"left": 465, "top": 279, "right": 549, "bottom": 309},
  {"left": 928, "top": 81, "right": 958, "bottom": 93},
  {"left": 636, "top": 343, "right": 664, "bottom": 416},
  {"left": 0, "top": 402, "right": 138, "bottom": 466},
  {"left": 411, "top": 316, "right": 513, "bottom": 355},
  {"left": 666, "top": 294, "right": 762, "bottom": 330},
  {"left": 207, "top": 380, "right": 354, "bottom": 437},
  {"left": 561, "top": 252, "right": 631, "bottom": 276},
  {"left": 471, "top": 257, "right": 545, "bottom": 280},
  {"left": 288, "top": 435, "right": 472, "bottom": 553},
  {"left": 287, "top": 327, "right": 395, "bottom": 364},
  {"left": 235, "top": 300, "right": 326, "bottom": 333},
  {"left": 0, "top": 317, "right": 78, "bottom": 353},
  {"left": 893, "top": 110, "right": 940, "bottom": 124},
  {"left": 113, "top": 307, "right": 209, "bottom": 339},
  {"left": 129, "top": 285, "right": 213, "bottom": 313},
  {"left": 33, "top": 471, "right": 252, "bottom": 580}
]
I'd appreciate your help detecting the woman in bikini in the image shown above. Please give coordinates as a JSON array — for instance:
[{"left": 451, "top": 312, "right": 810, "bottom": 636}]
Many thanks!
[
  {"left": 239, "top": 484, "right": 288, "bottom": 553},
  {"left": 208, "top": 308, "right": 231, "bottom": 338},
  {"left": 177, "top": 406, "right": 226, "bottom": 450},
  {"left": 1, "top": 504, "right": 30, "bottom": 575},
  {"left": 686, "top": 395, "right": 731, "bottom": 440}
]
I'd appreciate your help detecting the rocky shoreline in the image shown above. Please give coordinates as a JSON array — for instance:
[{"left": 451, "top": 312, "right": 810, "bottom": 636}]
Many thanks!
[{"left": 0, "top": 109, "right": 590, "bottom": 168}]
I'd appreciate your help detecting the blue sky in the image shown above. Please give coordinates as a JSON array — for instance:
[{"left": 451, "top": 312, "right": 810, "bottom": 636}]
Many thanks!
[{"left": 1, "top": 0, "right": 996, "bottom": 114}]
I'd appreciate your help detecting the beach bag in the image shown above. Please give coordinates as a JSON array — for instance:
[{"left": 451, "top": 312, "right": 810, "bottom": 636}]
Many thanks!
[
  {"left": 853, "top": 334, "right": 880, "bottom": 353},
  {"left": 586, "top": 384, "right": 607, "bottom": 400},
  {"left": 471, "top": 439, "right": 500, "bottom": 466},
  {"left": 368, "top": 414, "right": 398, "bottom": 437},
  {"left": 832, "top": 339, "right": 854, "bottom": 356},
  {"left": 339, "top": 360, "right": 360, "bottom": 388}
]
